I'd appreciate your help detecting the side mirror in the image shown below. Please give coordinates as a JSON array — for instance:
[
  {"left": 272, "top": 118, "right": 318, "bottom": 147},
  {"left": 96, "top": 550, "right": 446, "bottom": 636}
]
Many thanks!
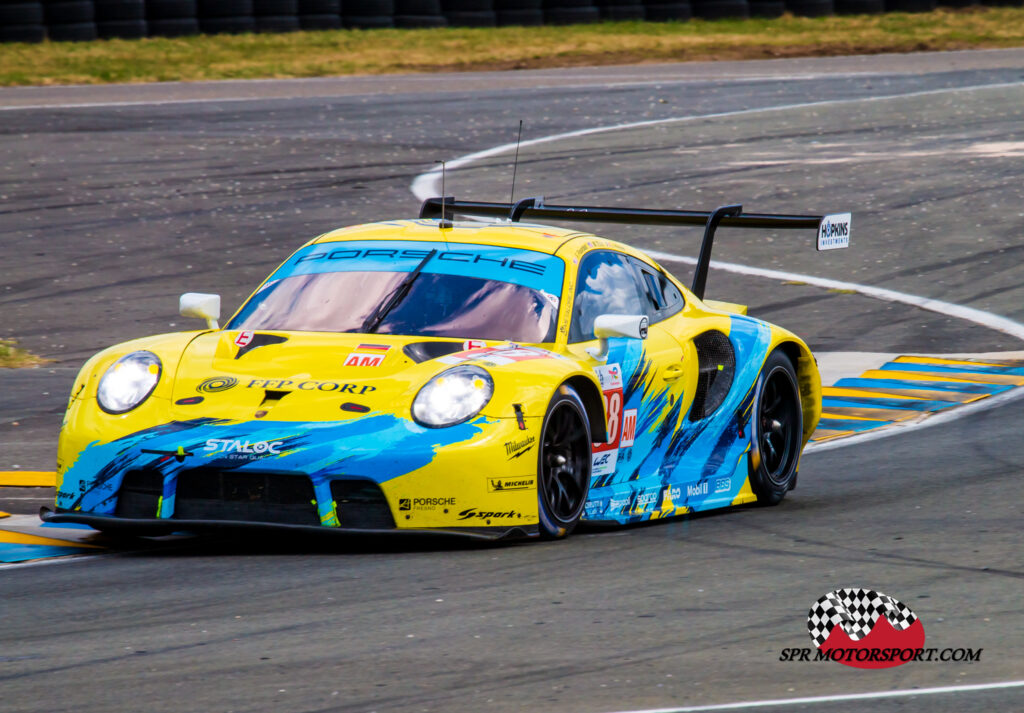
[
  {"left": 179, "top": 293, "right": 221, "bottom": 330},
  {"left": 586, "top": 314, "right": 648, "bottom": 361}
]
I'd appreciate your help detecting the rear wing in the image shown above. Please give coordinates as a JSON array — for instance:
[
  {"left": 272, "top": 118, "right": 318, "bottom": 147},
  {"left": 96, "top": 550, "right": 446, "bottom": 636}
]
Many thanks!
[{"left": 419, "top": 196, "right": 850, "bottom": 300}]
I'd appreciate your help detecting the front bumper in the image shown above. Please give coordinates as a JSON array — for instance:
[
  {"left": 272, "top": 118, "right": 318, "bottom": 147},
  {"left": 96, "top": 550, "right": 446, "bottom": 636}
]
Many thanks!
[{"left": 55, "top": 413, "right": 542, "bottom": 536}]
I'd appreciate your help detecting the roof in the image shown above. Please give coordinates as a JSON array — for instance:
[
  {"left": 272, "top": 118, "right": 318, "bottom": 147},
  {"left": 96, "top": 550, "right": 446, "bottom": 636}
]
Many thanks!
[{"left": 313, "top": 218, "right": 592, "bottom": 256}]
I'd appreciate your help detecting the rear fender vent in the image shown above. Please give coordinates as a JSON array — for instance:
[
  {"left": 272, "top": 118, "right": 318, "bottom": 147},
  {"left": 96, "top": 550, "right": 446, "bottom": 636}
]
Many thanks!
[{"left": 689, "top": 330, "right": 736, "bottom": 421}]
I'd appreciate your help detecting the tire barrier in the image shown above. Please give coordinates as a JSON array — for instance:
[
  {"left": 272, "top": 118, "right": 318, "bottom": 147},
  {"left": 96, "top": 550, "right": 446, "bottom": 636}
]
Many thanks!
[
  {"left": 543, "top": 0, "right": 600, "bottom": 24},
  {"left": 885, "top": 0, "right": 935, "bottom": 9},
  {"left": 495, "top": 0, "right": 542, "bottom": 25},
  {"left": 596, "top": 0, "right": 646, "bottom": 20},
  {"left": 691, "top": 0, "right": 749, "bottom": 18},
  {"left": 146, "top": 0, "right": 199, "bottom": 36},
  {"left": 11, "top": 0, "right": 1022, "bottom": 44},
  {"left": 833, "top": 0, "right": 884, "bottom": 13},
  {"left": 198, "top": 0, "right": 256, "bottom": 34},
  {"left": 642, "top": 0, "right": 692, "bottom": 21},
  {"left": 785, "top": 0, "right": 833, "bottom": 14},
  {"left": 43, "top": 0, "right": 98, "bottom": 40},
  {"left": 95, "top": 0, "right": 146, "bottom": 38},
  {"left": 342, "top": 0, "right": 395, "bottom": 27},
  {"left": 0, "top": 2, "right": 47, "bottom": 42},
  {"left": 441, "top": 0, "right": 497, "bottom": 26},
  {"left": 395, "top": 0, "right": 448, "bottom": 27},
  {"left": 748, "top": 0, "right": 784, "bottom": 15},
  {"left": 298, "top": 0, "right": 341, "bottom": 27},
  {"left": 254, "top": 0, "right": 300, "bottom": 30}
]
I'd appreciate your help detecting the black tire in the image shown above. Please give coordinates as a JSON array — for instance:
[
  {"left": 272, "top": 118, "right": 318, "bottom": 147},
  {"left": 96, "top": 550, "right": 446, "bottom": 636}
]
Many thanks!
[
  {"left": 537, "top": 385, "right": 592, "bottom": 539},
  {"left": 43, "top": 0, "right": 94, "bottom": 23},
  {"left": 396, "top": 0, "right": 442, "bottom": 13},
  {"left": 298, "top": 11, "right": 341, "bottom": 25},
  {"left": 98, "top": 18, "right": 147, "bottom": 36},
  {"left": 598, "top": 2, "right": 646, "bottom": 17},
  {"left": 147, "top": 17, "right": 199, "bottom": 34},
  {"left": 643, "top": 3, "right": 692, "bottom": 20},
  {"left": 95, "top": 0, "right": 145, "bottom": 20},
  {"left": 885, "top": 0, "right": 934, "bottom": 8},
  {"left": 543, "top": 5, "right": 600, "bottom": 21},
  {"left": 255, "top": 13, "right": 300, "bottom": 28},
  {"left": 198, "top": 0, "right": 253, "bottom": 17},
  {"left": 254, "top": 0, "right": 299, "bottom": 12},
  {"left": 441, "top": 0, "right": 492, "bottom": 9},
  {"left": 299, "top": 0, "right": 340, "bottom": 10},
  {"left": 834, "top": 0, "right": 883, "bottom": 10},
  {"left": 0, "top": 24, "right": 46, "bottom": 42},
  {"left": 443, "top": 8, "right": 495, "bottom": 23},
  {"left": 748, "top": 0, "right": 784, "bottom": 14},
  {"left": 345, "top": 0, "right": 394, "bottom": 12},
  {"left": 784, "top": 0, "right": 833, "bottom": 13},
  {"left": 496, "top": 7, "right": 543, "bottom": 22},
  {"left": 146, "top": 0, "right": 197, "bottom": 19},
  {"left": 199, "top": 16, "right": 256, "bottom": 31},
  {"left": 342, "top": 13, "right": 394, "bottom": 25},
  {"left": 691, "top": 0, "right": 748, "bottom": 16},
  {"left": 748, "top": 349, "right": 803, "bottom": 506},
  {"left": 0, "top": 3, "right": 44, "bottom": 25},
  {"left": 394, "top": 13, "right": 448, "bottom": 24},
  {"left": 47, "top": 21, "right": 98, "bottom": 40}
]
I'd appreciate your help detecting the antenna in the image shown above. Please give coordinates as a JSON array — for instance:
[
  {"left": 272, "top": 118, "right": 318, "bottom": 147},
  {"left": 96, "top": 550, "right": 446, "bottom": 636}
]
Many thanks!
[
  {"left": 435, "top": 160, "right": 452, "bottom": 229},
  {"left": 509, "top": 120, "right": 524, "bottom": 209}
]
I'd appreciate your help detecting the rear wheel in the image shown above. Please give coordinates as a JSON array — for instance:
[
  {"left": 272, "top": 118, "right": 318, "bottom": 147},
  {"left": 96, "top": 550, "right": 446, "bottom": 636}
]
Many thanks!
[
  {"left": 749, "top": 349, "right": 803, "bottom": 505},
  {"left": 537, "top": 385, "right": 591, "bottom": 539}
]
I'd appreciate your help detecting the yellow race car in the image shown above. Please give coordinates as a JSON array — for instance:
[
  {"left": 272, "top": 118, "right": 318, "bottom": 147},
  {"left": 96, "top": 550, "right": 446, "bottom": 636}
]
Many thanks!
[{"left": 43, "top": 197, "right": 850, "bottom": 540}]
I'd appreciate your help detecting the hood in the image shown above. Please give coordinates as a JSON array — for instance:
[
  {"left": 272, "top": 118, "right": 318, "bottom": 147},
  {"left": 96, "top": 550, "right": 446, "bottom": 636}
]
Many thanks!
[{"left": 170, "top": 330, "right": 461, "bottom": 422}]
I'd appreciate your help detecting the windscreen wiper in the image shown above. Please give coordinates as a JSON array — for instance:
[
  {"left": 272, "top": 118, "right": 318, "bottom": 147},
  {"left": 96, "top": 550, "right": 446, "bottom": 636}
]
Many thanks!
[{"left": 361, "top": 249, "right": 437, "bottom": 334}]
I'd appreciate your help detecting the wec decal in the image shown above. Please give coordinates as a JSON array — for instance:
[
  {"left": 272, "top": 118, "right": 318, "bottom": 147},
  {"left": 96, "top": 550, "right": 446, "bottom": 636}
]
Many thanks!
[
  {"left": 592, "top": 363, "right": 625, "bottom": 477},
  {"left": 234, "top": 331, "right": 254, "bottom": 348}
]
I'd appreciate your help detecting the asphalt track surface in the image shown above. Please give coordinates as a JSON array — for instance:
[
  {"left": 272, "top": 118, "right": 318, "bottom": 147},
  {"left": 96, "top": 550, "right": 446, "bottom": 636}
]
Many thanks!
[{"left": 2, "top": 50, "right": 1024, "bottom": 712}]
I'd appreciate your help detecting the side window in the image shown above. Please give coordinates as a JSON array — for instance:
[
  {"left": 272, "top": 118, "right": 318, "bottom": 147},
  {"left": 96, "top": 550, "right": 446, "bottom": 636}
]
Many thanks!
[
  {"left": 627, "top": 256, "right": 686, "bottom": 324},
  {"left": 569, "top": 251, "right": 648, "bottom": 343}
]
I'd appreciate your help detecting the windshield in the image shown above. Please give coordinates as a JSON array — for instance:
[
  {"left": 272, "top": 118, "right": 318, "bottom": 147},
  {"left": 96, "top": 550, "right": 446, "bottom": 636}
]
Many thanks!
[{"left": 228, "top": 240, "right": 565, "bottom": 343}]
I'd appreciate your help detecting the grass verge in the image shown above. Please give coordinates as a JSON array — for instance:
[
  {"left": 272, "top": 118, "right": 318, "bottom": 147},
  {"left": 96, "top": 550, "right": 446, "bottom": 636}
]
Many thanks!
[
  {"left": 0, "top": 7, "right": 1023, "bottom": 86},
  {"left": 0, "top": 340, "right": 49, "bottom": 368}
]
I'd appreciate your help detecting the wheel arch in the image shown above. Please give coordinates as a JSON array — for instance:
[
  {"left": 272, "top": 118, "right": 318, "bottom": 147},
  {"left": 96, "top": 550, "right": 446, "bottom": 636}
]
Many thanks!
[
  {"left": 773, "top": 339, "right": 822, "bottom": 445},
  {"left": 563, "top": 375, "right": 607, "bottom": 444}
]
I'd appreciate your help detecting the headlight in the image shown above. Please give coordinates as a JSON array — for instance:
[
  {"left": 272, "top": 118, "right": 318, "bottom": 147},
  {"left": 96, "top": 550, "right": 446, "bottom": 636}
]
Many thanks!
[
  {"left": 412, "top": 365, "right": 493, "bottom": 428},
  {"left": 97, "top": 351, "right": 162, "bottom": 414}
]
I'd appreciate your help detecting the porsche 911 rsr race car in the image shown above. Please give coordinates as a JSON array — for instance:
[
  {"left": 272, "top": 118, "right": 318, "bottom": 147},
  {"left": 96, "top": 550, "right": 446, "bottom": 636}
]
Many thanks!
[{"left": 42, "top": 197, "right": 850, "bottom": 540}]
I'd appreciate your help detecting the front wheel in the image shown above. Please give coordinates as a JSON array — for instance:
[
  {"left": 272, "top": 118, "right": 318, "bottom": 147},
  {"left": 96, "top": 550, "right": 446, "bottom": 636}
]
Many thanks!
[
  {"left": 537, "top": 385, "right": 592, "bottom": 539},
  {"left": 749, "top": 349, "right": 804, "bottom": 505}
]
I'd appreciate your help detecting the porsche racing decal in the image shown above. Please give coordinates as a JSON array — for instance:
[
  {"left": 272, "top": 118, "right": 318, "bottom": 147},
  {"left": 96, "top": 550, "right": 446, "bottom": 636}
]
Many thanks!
[{"left": 438, "top": 344, "right": 564, "bottom": 367}]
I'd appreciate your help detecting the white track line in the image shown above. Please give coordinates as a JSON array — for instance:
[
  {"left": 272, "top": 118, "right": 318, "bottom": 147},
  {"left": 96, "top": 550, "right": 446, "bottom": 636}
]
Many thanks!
[
  {"left": 409, "top": 81, "right": 1024, "bottom": 452},
  {"left": 409, "top": 80, "right": 1024, "bottom": 200},
  {"left": 602, "top": 680, "right": 1024, "bottom": 713}
]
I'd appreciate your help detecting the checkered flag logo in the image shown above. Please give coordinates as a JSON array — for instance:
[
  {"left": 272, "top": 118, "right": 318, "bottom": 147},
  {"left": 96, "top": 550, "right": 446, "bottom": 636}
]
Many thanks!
[{"left": 807, "top": 588, "right": 918, "bottom": 648}]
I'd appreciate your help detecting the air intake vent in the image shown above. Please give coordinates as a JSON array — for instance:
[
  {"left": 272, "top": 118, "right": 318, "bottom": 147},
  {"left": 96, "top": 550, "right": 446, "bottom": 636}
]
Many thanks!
[
  {"left": 115, "top": 470, "right": 163, "bottom": 518},
  {"left": 689, "top": 330, "right": 736, "bottom": 421},
  {"left": 330, "top": 480, "right": 395, "bottom": 530},
  {"left": 174, "top": 468, "right": 319, "bottom": 525}
]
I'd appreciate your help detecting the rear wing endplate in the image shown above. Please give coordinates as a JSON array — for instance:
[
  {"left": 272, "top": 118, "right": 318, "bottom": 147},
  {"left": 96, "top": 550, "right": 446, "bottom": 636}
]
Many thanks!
[{"left": 419, "top": 196, "right": 850, "bottom": 300}]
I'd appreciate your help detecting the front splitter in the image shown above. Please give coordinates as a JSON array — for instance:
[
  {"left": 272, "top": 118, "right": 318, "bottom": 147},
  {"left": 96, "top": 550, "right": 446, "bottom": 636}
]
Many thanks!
[{"left": 40, "top": 508, "right": 537, "bottom": 541}]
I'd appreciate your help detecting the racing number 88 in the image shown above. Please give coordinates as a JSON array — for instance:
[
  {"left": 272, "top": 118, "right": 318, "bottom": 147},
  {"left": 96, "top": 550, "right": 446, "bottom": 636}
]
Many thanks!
[{"left": 603, "top": 391, "right": 622, "bottom": 444}]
